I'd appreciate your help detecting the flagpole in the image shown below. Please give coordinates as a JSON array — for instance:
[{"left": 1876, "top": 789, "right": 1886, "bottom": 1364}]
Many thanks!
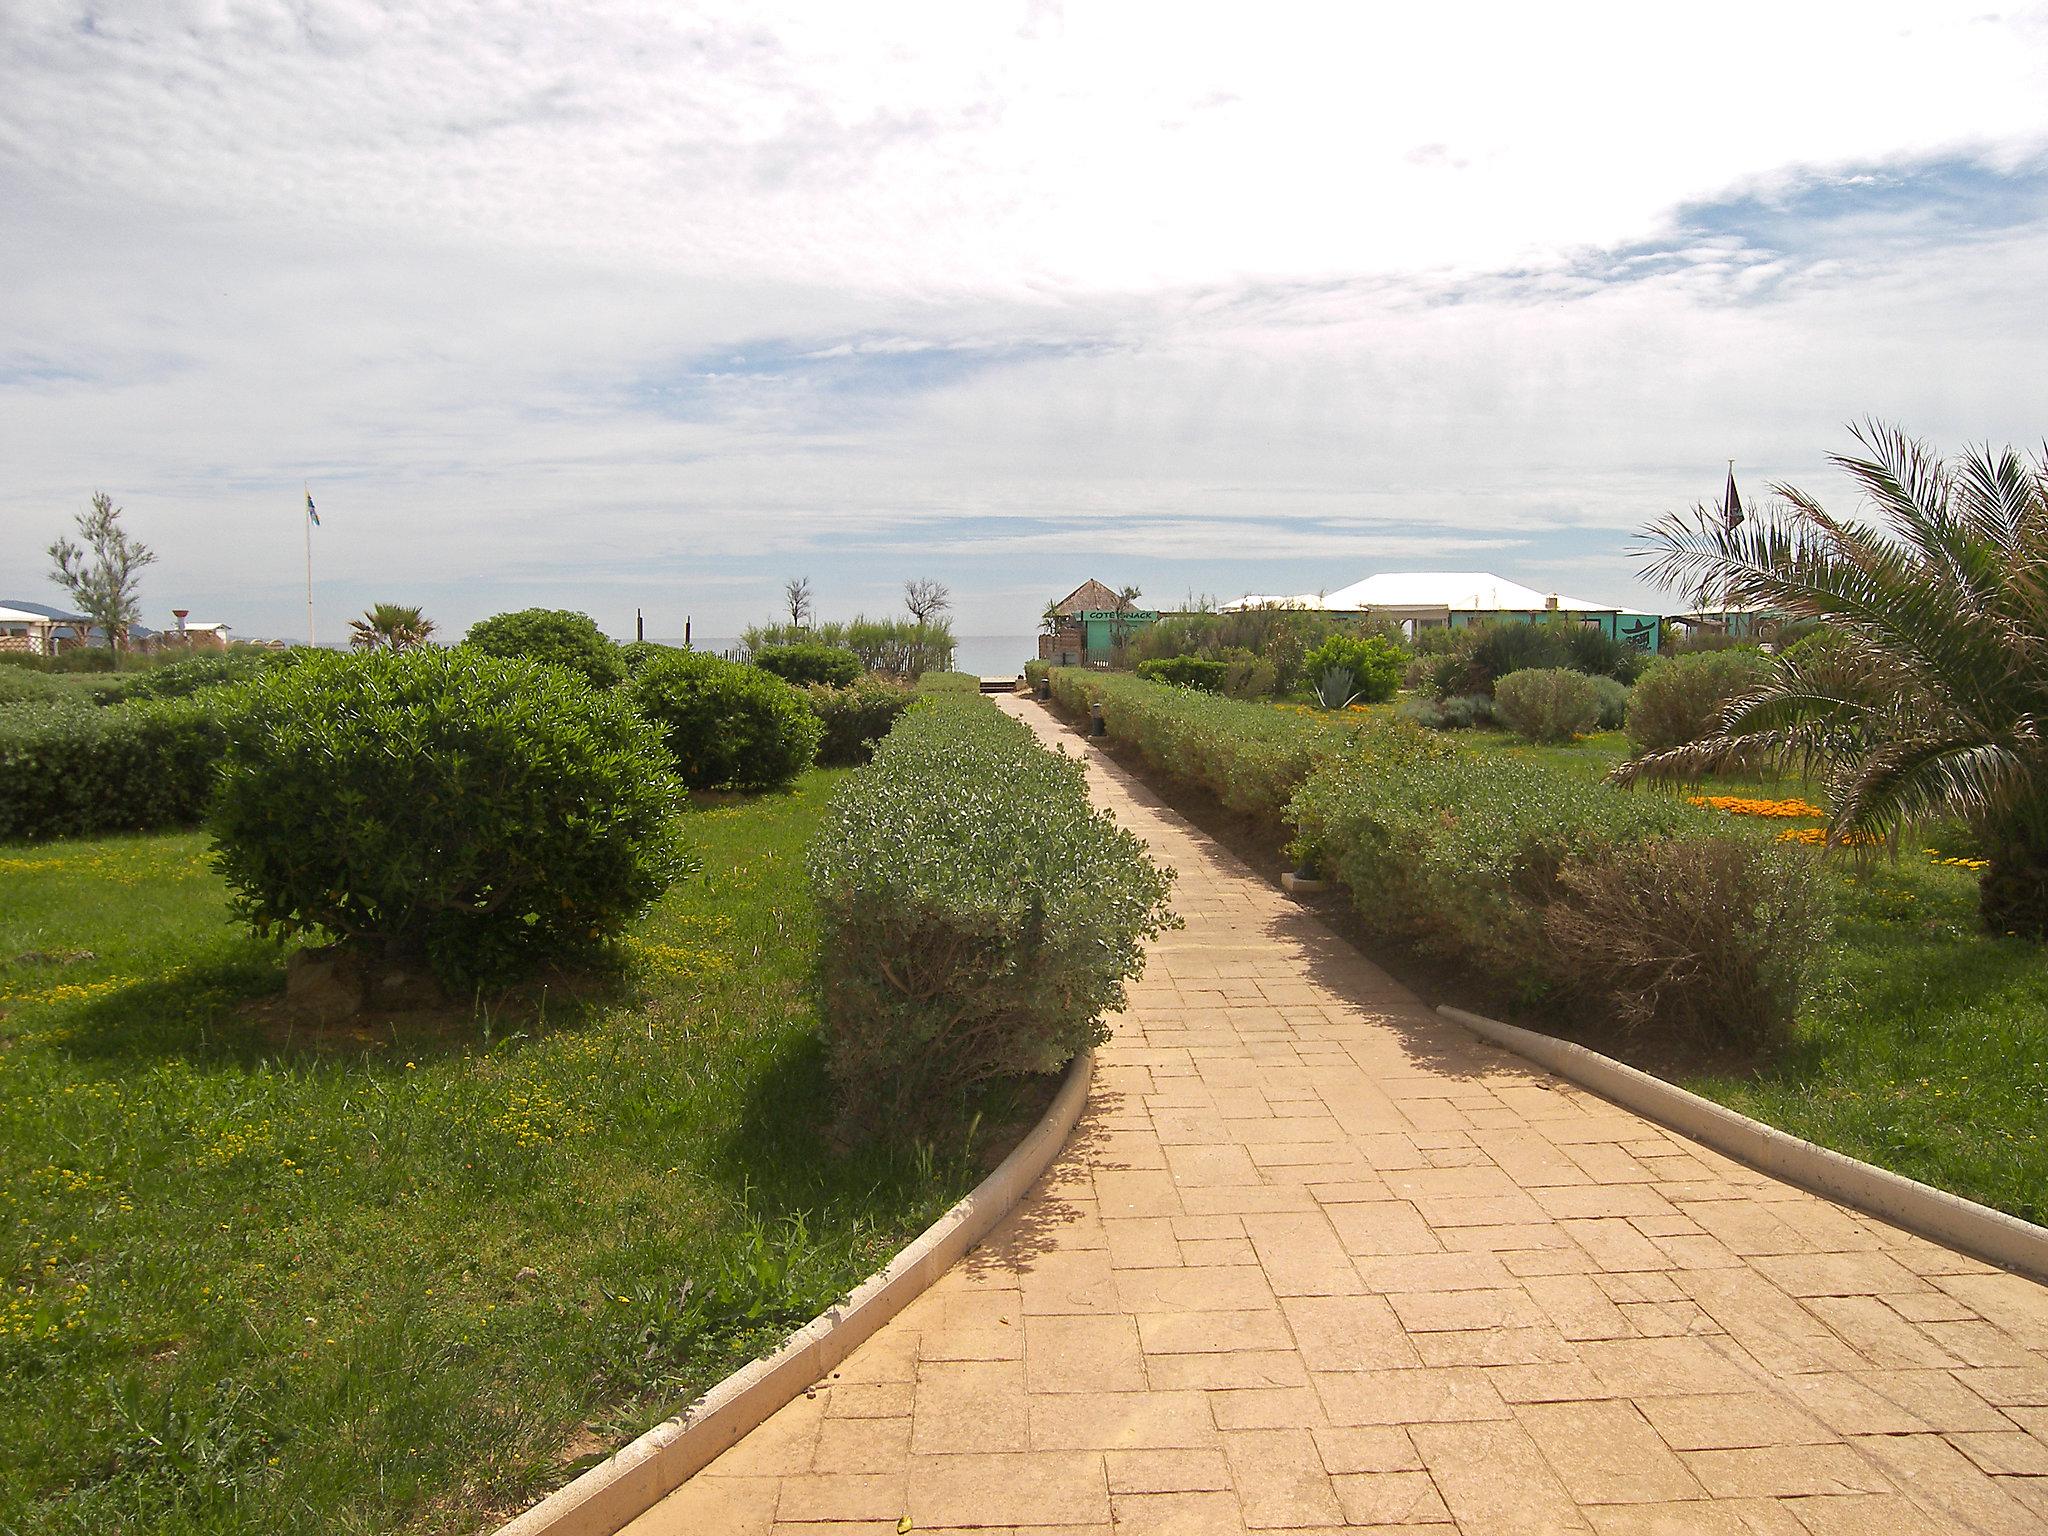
[{"left": 304, "top": 482, "right": 316, "bottom": 647}]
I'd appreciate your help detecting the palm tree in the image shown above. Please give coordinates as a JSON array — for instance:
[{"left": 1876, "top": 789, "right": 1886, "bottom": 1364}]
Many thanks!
[
  {"left": 349, "top": 603, "right": 435, "bottom": 651},
  {"left": 1040, "top": 601, "right": 1063, "bottom": 636},
  {"left": 1616, "top": 421, "right": 2048, "bottom": 937}
]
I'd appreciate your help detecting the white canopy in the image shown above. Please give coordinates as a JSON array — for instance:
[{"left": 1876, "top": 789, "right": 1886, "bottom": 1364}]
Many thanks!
[
  {"left": 1225, "top": 572, "right": 1611, "bottom": 614},
  {"left": 1319, "top": 572, "right": 1608, "bottom": 613}
]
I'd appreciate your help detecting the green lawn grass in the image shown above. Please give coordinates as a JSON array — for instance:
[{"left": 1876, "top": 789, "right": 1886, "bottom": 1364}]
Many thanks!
[{"left": 0, "top": 769, "right": 996, "bottom": 1534}]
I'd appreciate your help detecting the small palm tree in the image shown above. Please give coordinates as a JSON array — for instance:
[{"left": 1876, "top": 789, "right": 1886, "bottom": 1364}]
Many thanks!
[
  {"left": 1040, "top": 601, "right": 1063, "bottom": 635},
  {"left": 349, "top": 603, "right": 436, "bottom": 651},
  {"left": 1617, "top": 422, "right": 2048, "bottom": 937}
]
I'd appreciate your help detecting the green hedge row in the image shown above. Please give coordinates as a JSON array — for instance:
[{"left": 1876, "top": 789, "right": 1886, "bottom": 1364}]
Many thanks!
[
  {"left": 0, "top": 699, "right": 227, "bottom": 842},
  {"left": 1042, "top": 669, "right": 1827, "bottom": 1042},
  {"left": 808, "top": 692, "right": 1175, "bottom": 1139},
  {"left": 1048, "top": 669, "right": 1362, "bottom": 822},
  {"left": 1135, "top": 656, "right": 1228, "bottom": 691}
]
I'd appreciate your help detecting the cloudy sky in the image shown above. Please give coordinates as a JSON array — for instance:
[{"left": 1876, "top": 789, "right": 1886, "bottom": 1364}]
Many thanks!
[{"left": 4, "top": 2, "right": 2046, "bottom": 642}]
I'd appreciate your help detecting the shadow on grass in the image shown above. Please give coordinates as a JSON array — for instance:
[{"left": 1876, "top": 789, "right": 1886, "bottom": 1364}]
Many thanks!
[{"left": 50, "top": 942, "right": 623, "bottom": 1074}]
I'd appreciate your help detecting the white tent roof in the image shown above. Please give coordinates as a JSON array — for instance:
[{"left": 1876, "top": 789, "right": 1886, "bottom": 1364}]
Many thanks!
[
  {"left": 0, "top": 606, "right": 59, "bottom": 625},
  {"left": 1314, "top": 572, "right": 1610, "bottom": 613}
]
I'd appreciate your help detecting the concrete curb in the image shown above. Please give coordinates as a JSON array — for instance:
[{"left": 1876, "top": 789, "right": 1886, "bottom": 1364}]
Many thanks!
[
  {"left": 493, "top": 1048, "right": 1096, "bottom": 1536},
  {"left": 1438, "top": 1004, "right": 2048, "bottom": 1284}
]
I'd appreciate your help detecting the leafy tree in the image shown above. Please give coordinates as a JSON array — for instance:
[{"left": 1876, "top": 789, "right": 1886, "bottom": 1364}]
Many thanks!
[
  {"left": 349, "top": 603, "right": 436, "bottom": 651},
  {"left": 47, "top": 491, "right": 156, "bottom": 652},
  {"left": 1619, "top": 421, "right": 2048, "bottom": 937},
  {"left": 903, "top": 578, "right": 951, "bottom": 625},
  {"left": 784, "top": 576, "right": 814, "bottom": 630}
]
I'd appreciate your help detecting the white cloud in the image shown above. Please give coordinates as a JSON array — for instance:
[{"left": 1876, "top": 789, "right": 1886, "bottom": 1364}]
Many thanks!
[{"left": 2, "top": 1, "right": 2046, "bottom": 635}]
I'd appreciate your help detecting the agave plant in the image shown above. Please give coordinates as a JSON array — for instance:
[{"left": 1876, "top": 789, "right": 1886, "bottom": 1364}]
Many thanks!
[
  {"left": 1616, "top": 422, "right": 2048, "bottom": 937},
  {"left": 1312, "top": 665, "right": 1363, "bottom": 711},
  {"left": 349, "top": 603, "right": 436, "bottom": 652}
]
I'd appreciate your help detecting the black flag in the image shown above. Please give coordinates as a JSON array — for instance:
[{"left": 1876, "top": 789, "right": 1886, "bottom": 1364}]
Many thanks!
[{"left": 1723, "top": 463, "right": 1744, "bottom": 530}]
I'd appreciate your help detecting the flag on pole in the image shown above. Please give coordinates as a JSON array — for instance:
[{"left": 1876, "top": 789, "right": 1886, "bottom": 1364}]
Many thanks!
[
  {"left": 305, "top": 490, "right": 320, "bottom": 527},
  {"left": 1722, "top": 463, "right": 1744, "bottom": 530}
]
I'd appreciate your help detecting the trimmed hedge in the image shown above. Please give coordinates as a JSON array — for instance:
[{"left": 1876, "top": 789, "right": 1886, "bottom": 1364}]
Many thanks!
[
  {"left": 1135, "top": 656, "right": 1228, "bottom": 691},
  {"left": 756, "top": 643, "right": 862, "bottom": 689},
  {"left": 630, "top": 650, "right": 823, "bottom": 791},
  {"left": 465, "top": 608, "right": 626, "bottom": 690},
  {"left": 808, "top": 693, "right": 1174, "bottom": 1140},
  {"left": 807, "top": 678, "right": 913, "bottom": 765},
  {"left": 1048, "top": 670, "right": 1363, "bottom": 822},
  {"left": 0, "top": 699, "right": 226, "bottom": 842},
  {"left": 211, "top": 649, "right": 688, "bottom": 986}
]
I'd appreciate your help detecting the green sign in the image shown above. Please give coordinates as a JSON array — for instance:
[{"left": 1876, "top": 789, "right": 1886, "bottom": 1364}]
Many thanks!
[{"left": 1080, "top": 610, "right": 1158, "bottom": 622}]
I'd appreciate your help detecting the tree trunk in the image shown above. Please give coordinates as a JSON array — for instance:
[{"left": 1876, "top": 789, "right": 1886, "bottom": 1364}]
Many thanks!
[{"left": 1980, "top": 838, "right": 2048, "bottom": 939}]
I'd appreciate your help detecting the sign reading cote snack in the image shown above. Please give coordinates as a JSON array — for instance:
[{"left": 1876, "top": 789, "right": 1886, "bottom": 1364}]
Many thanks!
[{"left": 1080, "top": 610, "right": 1159, "bottom": 622}]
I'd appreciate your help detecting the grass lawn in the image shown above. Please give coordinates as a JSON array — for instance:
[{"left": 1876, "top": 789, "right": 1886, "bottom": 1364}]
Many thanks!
[{"left": 1, "top": 768, "right": 1005, "bottom": 1535}]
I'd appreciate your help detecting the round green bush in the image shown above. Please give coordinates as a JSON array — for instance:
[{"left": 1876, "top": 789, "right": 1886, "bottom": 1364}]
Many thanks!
[
  {"left": 210, "top": 649, "right": 688, "bottom": 985},
  {"left": 619, "top": 640, "right": 676, "bottom": 676},
  {"left": 1299, "top": 632, "right": 1407, "bottom": 704},
  {"left": 1493, "top": 667, "right": 1603, "bottom": 742},
  {"left": 630, "top": 650, "right": 824, "bottom": 791},
  {"left": 1587, "top": 675, "right": 1631, "bottom": 731},
  {"left": 464, "top": 608, "right": 625, "bottom": 689},
  {"left": 1625, "top": 650, "right": 1774, "bottom": 756},
  {"left": 754, "top": 643, "right": 862, "bottom": 688}
]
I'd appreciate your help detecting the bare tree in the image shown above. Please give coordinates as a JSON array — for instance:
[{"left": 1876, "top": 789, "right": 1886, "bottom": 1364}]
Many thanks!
[
  {"left": 48, "top": 491, "right": 156, "bottom": 652},
  {"left": 784, "top": 576, "right": 814, "bottom": 630},
  {"left": 903, "top": 577, "right": 952, "bottom": 625}
]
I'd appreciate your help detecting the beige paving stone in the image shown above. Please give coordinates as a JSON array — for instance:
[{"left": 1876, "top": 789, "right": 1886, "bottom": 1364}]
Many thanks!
[
  {"left": 1208, "top": 1385, "right": 1327, "bottom": 1430},
  {"left": 907, "top": 1451, "right": 1110, "bottom": 1528},
  {"left": 1031, "top": 1389, "right": 1218, "bottom": 1450},
  {"left": 1848, "top": 1431, "right": 2045, "bottom": 1534},
  {"left": 1410, "top": 1420, "right": 1592, "bottom": 1534},
  {"left": 1026, "top": 1313, "right": 1147, "bottom": 1393},
  {"left": 774, "top": 1472, "right": 908, "bottom": 1524},
  {"left": 1310, "top": 1424, "right": 1422, "bottom": 1473},
  {"left": 1281, "top": 1293, "right": 1422, "bottom": 1372},
  {"left": 809, "top": 1413, "right": 911, "bottom": 1473},
  {"left": 1106, "top": 1448, "right": 1234, "bottom": 1494},
  {"left": 1220, "top": 1428, "right": 1343, "bottom": 1527},
  {"left": 1321, "top": 1199, "right": 1443, "bottom": 1256},
  {"left": 1387, "top": 1286, "right": 1544, "bottom": 1333},
  {"left": 1109, "top": 1490, "right": 1251, "bottom": 1534},
  {"left": 1137, "top": 1308, "right": 1294, "bottom": 1355},
  {"left": 1146, "top": 1349, "right": 1308, "bottom": 1390},
  {"left": 1578, "top": 1508, "right": 1756, "bottom": 1536},
  {"left": 1516, "top": 1399, "right": 1706, "bottom": 1503},
  {"left": 1635, "top": 1392, "right": 1838, "bottom": 1450},
  {"left": 1330, "top": 1469, "right": 1451, "bottom": 1525},
  {"left": 912, "top": 1359, "right": 1030, "bottom": 1453},
  {"left": 1239, "top": 1211, "right": 1366, "bottom": 1296},
  {"left": 620, "top": 1473, "right": 779, "bottom": 1535},
  {"left": 1314, "top": 1367, "right": 1511, "bottom": 1426},
  {"left": 1679, "top": 1445, "right": 1894, "bottom": 1498}
]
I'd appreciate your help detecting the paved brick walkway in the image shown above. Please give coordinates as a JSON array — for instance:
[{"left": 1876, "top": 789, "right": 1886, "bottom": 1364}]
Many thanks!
[{"left": 628, "top": 697, "right": 2048, "bottom": 1535}]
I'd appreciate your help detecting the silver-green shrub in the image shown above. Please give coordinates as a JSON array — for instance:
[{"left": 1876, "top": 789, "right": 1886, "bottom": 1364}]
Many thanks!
[{"left": 808, "top": 694, "right": 1175, "bottom": 1140}]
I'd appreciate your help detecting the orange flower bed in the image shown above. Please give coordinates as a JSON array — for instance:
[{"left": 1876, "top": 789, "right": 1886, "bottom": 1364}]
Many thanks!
[
  {"left": 1689, "top": 794, "right": 1826, "bottom": 819},
  {"left": 1773, "top": 826, "right": 1878, "bottom": 847}
]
